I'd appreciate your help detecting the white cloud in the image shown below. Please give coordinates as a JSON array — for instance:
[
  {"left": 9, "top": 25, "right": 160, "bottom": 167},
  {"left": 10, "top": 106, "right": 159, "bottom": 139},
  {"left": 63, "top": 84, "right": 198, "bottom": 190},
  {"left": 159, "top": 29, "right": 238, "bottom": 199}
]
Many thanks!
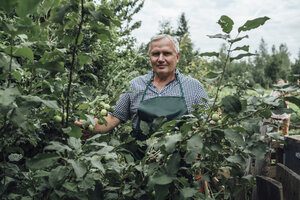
[{"left": 132, "top": 0, "right": 300, "bottom": 60}]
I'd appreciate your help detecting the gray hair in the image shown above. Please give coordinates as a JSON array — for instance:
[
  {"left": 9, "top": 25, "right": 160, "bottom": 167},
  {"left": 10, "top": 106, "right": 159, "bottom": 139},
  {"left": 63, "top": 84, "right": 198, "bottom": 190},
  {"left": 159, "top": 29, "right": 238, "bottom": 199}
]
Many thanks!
[{"left": 148, "top": 34, "right": 180, "bottom": 55}]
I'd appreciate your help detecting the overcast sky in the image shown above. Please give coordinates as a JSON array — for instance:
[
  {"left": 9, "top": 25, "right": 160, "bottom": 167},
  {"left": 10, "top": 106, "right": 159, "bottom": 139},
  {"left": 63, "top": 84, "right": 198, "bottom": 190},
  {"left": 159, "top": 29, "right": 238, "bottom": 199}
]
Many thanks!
[{"left": 131, "top": 0, "right": 300, "bottom": 61}]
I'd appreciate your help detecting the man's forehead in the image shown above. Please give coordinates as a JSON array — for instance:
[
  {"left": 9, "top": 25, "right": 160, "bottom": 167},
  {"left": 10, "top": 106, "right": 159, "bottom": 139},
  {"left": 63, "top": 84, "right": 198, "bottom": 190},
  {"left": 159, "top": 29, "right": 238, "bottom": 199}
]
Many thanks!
[{"left": 150, "top": 38, "right": 176, "bottom": 51}]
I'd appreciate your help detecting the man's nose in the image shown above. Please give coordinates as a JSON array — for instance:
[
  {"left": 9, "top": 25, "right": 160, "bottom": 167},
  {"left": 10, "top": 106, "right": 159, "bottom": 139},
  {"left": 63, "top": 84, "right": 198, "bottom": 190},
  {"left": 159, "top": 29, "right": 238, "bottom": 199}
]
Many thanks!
[{"left": 158, "top": 53, "right": 164, "bottom": 62}]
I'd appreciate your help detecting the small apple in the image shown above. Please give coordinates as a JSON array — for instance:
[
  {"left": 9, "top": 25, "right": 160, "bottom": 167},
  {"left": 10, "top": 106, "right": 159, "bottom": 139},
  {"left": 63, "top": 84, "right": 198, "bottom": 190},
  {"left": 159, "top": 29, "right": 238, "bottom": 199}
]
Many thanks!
[
  {"left": 88, "top": 124, "right": 94, "bottom": 132},
  {"left": 99, "top": 101, "right": 106, "bottom": 107},
  {"left": 103, "top": 103, "right": 110, "bottom": 110},
  {"left": 217, "top": 120, "right": 222, "bottom": 125},
  {"left": 100, "top": 109, "right": 108, "bottom": 116},
  {"left": 104, "top": 156, "right": 109, "bottom": 161},
  {"left": 212, "top": 113, "right": 219, "bottom": 121},
  {"left": 54, "top": 115, "right": 62, "bottom": 123}
]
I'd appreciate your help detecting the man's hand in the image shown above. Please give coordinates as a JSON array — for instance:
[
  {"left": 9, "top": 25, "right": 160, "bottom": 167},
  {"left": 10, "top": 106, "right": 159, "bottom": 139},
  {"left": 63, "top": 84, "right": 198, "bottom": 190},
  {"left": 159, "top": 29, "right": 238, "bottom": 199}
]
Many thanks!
[
  {"left": 74, "top": 114, "right": 121, "bottom": 139},
  {"left": 74, "top": 119, "right": 94, "bottom": 139}
]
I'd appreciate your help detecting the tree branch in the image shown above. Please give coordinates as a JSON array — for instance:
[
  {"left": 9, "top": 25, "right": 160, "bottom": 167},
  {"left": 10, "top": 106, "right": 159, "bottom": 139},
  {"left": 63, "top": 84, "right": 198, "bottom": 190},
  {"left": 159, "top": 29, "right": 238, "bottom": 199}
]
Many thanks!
[{"left": 65, "top": 0, "right": 85, "bottom": 126}]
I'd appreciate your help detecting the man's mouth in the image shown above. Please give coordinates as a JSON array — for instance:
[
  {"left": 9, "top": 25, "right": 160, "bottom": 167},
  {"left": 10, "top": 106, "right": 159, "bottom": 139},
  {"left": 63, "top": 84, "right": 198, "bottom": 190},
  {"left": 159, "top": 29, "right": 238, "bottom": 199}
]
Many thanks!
[{"left": 157, "top": 65, "right": 167, "bottom": 68}]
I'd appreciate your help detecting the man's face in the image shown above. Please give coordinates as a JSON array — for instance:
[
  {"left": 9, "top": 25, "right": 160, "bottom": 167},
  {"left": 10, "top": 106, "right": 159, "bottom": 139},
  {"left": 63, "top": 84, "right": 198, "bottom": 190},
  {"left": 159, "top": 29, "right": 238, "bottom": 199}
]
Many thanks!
[{"left": 149, "top": 37, "right": 180, "bottom": 77}]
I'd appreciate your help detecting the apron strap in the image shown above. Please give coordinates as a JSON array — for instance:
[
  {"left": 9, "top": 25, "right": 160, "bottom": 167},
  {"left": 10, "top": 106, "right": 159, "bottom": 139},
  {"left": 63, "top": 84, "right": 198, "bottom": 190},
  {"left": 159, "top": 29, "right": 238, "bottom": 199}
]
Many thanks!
[
  {"left": 177, "top": 74, "right": 185, "bottom": 98},
  {"left": 141, "top": 73, "right": 153, "bottom": 101}
]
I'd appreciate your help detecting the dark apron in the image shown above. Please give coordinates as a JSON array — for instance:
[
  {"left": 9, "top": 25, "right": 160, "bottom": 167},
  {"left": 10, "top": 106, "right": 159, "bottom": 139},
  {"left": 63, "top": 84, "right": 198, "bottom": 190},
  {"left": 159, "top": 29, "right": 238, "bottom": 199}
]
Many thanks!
[{"left": 130, "top": 73, "right": 188, "bottom": 159}]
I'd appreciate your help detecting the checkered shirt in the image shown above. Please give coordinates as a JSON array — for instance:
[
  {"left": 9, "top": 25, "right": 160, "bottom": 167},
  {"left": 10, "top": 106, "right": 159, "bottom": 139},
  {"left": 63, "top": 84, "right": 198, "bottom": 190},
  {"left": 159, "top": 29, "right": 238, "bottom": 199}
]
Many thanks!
[{"left": 112, "top": 70, "right": 209, "bottom": 129}]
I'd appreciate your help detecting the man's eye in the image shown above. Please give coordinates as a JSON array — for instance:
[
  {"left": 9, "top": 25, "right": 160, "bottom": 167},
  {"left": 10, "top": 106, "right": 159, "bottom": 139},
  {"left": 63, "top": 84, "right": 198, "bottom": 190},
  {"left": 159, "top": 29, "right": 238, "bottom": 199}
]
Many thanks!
[
  {"left": 164, "top": 52, "right": 172, "bottom": 56},
  {"left": 152, "top": 53, "right": 159, "bottom": 56}
]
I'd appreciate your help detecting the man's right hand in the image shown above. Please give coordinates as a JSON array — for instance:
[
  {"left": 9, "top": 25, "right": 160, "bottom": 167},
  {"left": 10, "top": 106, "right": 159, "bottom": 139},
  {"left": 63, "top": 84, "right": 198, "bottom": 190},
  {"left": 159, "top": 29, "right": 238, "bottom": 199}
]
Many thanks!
[
  {"left": 74, "top": 114, "right": 121, "bottom": 138},
  {"left": 74, "top": 119, "right": 94, "bottom": 139}
]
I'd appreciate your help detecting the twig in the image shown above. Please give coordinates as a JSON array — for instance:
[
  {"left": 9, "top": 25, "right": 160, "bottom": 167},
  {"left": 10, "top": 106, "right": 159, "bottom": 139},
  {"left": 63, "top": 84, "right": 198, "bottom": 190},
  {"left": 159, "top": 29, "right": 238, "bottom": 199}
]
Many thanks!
[
  {"left": 7, "top": 37, "right": 13, "bottom": 88},
  {"left": 203, "top": 33, "right": 242, "bottom": 126},
  {"left": 65, "top": 0, "right": 85, "bottom": 126}
]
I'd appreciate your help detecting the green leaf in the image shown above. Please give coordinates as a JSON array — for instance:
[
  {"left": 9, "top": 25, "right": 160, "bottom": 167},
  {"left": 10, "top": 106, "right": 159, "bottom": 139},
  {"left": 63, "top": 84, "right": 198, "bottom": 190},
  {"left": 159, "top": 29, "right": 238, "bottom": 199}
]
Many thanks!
[
  {"left": 16, "top": 0, "right": 43, "bottom": 17},
  {"left": 200, "top": 52, "right": 219, "bottom": 57},
  {"left": 33, "top": 170, "right": 50, "bottom": 178},
  {"left": 267, "top": 132, "right": 282, "bottom": 140},
  {"left": 8, "top": 153, "right": 23, "bottom": 162},
  {"left": 78, "top": 53, "right": 92, "bottom": 66},
  {"left": 271, "top": 107, "right": 293, "bottom": 115},
  {"left": 78, "top": 174, "right": 96, "bottom": 191},
  {"left": 111, "top": 19, "right": 121, "bottom": 27},
  {"left": 154, "top": 184, "right": 169, "bottom": 200},
  {"left": 181, "top": 187, "right": 198, "bottom": 198},
  {"left": 51, "top": 3, "right": 72, "bottom": 24},
  {"left": 20, "top": 95, "right": 59, "bottom": 110},
  {"left": 246, "top": 142, "right": 267, "bottom": 160},
  {"left": 26, "top": 153, "right": 60, "bottom": 169},
  {"left": 140, "top": 120, "right": 150, "bottom": 135},
  {"left": 99, "top": 7, "right": 113, "bottom": 17},
  {"left": 185, "top": 134, "right": 203, "bottom": 164},
  {"left": 263, "top": 96, "right": 280, "bottom": 106},
  {"left": 259, "top": 109, "right": 272, "bottom": 118},
  {"left": 166, "top": 153, "right": 181, "bottom": 175},
  {"left": 67, "top": 137, "right": 82, "bottom": 150},
  {"left": 152, "top": 116, "right": 168, "bottom": 132},
  {"left": 0, "top": 0, "right": 18, "bottom": 13},
  {"left": 29, "top": 61, "right": 65, "bottom": 72},
  {"left": 164, "top": 134, "right": 181, "bottom": 153},
  {"left": 37, "top": 0, "right": 59, "bottom": 16},
  {"left": 66, "top": 125, "right": 83, "bottom": 139},
  {"left": 222, "top": 95, "right": 242, "bottom": 116},
  {"left": 44, "top": 141, "right": 72, "bottom": 152},
  {"left": 12, "top": 71, "right": 22, "bottom": 82},
  {"left": 232, "top": 45, "right": 249, "bottom": 52},
  {"left": 217, "top": 15, "right": 234, "bottom": 34},
  {"left": 63, "top": 182, "right": 78, "bottom": 192},
  {"left": 229, "top": 35, "right": 249, "bottom": 43},
  {"left": 226, "top": 155, "right": 245, "bottom": 167},
  {"left": 78, "top": 103, "right": 89, "bottom": 110},
  {"left": 91, "top": 156, "right": 105, "bottom": 173},
  {"left": 230, "top": 53, "right": 256, "bottom": 62},
  {"left": 205, "top": 71, "right": 222, "bottom": 79},
  {"left": 279, "top": 86, "right": 298, "bottom": 93},
  {"left": 85, "top": 114, "right": 95, "bottom": 126},
  {"left": 238, "top": 16, "right": 270, "bottom": 33},
  {"left": 98, "top": 34, "right": 110, "bottom": 41},
  {"left": 151, "top": 172, "right": 174, "bottom": 185},
  {"left": 90, "top": 10, "right": 111, "bottom": 26},
  {"left": 224, "top": 129, "right": 244, "bottom": 145},
  {"left": 43, "top": 61, "right": 65, "bottom": 72},
  {"left": 68, "top": 159, "right": 87, "bottom": 179},
  {"left": 11, "top": 107, "right": 28, "bottom": 130},
  {"left": 0, "top": 87, "right": 21, "bottom": 106},
  {"left": 14, "top": 46, "right": 34, "bottom": 61},
  {"left": 207, "top": 34, "right": 230, "bottom": 40},
  {"left": 187, "top": 134, "right": 203, "bottom": 151},
  {"left": 49, "top": 166, "right": 69, "bottom": 188},
  {"left": 285, "top": 96, "right": 300, "bottom": 108}
]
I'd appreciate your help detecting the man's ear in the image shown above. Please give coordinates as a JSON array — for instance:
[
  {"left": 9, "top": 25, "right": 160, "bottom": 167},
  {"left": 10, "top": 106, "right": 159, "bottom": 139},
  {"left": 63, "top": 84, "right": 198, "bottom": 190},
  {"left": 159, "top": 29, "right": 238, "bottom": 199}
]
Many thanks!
[{"left": 176, "top": 52, "right": 180, "bottom": 62}]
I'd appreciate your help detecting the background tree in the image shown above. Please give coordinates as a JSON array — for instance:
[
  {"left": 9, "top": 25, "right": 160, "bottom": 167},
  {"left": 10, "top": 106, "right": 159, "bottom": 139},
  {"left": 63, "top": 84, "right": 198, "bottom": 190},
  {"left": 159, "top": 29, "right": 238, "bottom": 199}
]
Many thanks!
[
  {"left": 264, "top": 44, "right": 291, "bottom": 86},
  {"left": 290, "top": 50, "right": 300, "bottom": 83},
  {"left": 251, "top": 39, "right": 269, "bottom": 88}
]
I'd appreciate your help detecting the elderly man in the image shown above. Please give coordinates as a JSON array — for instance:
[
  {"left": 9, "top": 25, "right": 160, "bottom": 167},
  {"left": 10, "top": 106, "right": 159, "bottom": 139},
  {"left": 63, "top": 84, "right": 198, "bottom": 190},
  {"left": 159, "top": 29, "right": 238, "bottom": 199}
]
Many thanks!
[{"left": 75, "top": 34, "right": 208, "bottom": 136}]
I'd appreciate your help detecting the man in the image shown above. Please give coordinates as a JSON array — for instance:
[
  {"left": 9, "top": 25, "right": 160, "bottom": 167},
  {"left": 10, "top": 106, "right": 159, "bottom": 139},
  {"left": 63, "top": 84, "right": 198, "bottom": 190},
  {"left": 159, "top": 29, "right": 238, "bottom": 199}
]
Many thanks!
[{"left": 75, "top": 34, "right": 208, "bottom": 136}]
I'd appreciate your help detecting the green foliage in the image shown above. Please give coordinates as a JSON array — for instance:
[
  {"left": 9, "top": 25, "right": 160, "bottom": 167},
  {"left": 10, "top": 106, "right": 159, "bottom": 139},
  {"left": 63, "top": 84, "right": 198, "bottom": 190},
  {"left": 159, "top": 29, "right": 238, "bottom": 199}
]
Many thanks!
[{"left": 1, "top": 2, "right": 300, "bottom": 200}]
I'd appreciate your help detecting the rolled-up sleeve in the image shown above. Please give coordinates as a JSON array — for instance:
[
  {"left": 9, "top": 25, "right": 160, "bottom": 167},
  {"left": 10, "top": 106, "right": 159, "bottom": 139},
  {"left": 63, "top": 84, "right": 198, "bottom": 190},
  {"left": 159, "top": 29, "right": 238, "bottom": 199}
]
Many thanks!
[
  {"left": 111, "top": 92, "right": 131, "bottom": 122},
  {"left": 194, "top": 82, "right": 209, "bottom": 109}
]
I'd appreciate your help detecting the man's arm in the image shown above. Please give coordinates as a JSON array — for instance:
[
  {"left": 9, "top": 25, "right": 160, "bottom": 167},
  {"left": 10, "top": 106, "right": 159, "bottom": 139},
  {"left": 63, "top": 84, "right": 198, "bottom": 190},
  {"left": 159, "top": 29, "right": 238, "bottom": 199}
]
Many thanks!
[{"left": 74, "top": 113, "right": 121, "bottom": 134}]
